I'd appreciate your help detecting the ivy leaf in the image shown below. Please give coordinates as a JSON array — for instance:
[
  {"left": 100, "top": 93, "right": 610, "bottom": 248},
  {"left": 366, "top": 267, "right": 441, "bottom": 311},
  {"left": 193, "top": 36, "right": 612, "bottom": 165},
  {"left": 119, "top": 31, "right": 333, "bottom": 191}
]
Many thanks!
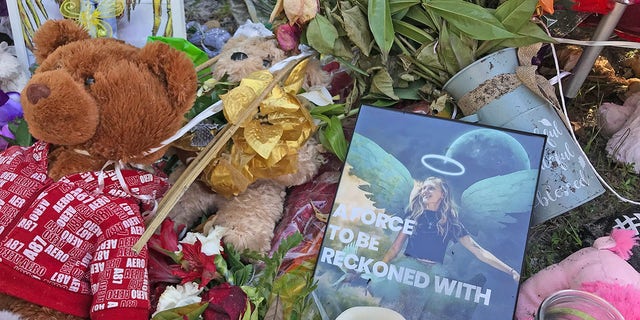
[
  {"left": 424, "top": 0, "right": 516, "bottom": 40},
  {"left": 341, "top": 5, "right": 373, "bottom": 56},
  {"left": 368, "top": 0, "right": 394, "bottom": 60},
  {"left": 306, "top": 14, "right": 339, "bottom": 55},
  {"left": 152, "top": 302, "right": 209, "bottom": 320}
]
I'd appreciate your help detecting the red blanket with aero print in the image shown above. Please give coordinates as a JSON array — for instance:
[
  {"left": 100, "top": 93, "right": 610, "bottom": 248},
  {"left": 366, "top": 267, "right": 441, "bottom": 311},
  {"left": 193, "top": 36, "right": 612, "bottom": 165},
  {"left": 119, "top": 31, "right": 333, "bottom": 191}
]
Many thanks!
[{"left": 0, "top": 141, "right": 169, "bottom": 320}]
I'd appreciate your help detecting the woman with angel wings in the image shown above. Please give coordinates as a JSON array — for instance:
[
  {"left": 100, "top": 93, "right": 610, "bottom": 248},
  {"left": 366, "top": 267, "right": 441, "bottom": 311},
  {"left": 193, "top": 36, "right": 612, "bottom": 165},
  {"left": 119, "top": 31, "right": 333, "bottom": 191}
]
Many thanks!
[
  {"left": 381, "top": 176, "right": 520, "bottom": 282},
  {"left": 339, "top": 130, "right": 538, "bottom": 319}
]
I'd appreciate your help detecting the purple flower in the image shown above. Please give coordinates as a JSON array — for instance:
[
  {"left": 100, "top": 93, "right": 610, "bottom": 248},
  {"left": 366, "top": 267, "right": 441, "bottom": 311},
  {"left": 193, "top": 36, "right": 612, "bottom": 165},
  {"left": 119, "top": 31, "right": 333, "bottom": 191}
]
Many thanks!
[
  {"left": 0, "top": 90, "right": 23, "bottom": 126},
  {"left": 1, "top": 124, "right": 14, "bottom": 139}
]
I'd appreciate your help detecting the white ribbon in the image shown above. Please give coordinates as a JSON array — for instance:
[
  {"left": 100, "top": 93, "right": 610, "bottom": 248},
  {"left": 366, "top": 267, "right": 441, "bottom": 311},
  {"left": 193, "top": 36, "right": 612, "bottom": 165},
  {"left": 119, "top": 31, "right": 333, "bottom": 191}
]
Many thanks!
[
  {"left": 142, "top": 48, "right": 317, "bottom": 156},
  {"left": 96, "top": 160, "right": 159, "bottom": 220}
]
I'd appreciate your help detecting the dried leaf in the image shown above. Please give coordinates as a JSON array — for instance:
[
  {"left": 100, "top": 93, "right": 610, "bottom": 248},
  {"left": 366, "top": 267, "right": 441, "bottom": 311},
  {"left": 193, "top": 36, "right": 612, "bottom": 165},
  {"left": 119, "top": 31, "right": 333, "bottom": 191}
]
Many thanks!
[
  {"left": 370, "top": 69, "right": 400, "bottom": 100},
  {"left": 284, "top": 0, "right": 318, "bottom": 24},
  {"left": 264, "top": 295, "right": 285, "bottom": 320},
  {"left": 416, "top": 41, "right": 445, "bottom": 72},
  {"left": 151, "top": 302, "right": 208, "bottom": 320},
  {"left": 341, "top": 5, "right": 373, "bottom": 56},
  {"left": 306, "top": 14, "right": 339, "bottom": 55}
]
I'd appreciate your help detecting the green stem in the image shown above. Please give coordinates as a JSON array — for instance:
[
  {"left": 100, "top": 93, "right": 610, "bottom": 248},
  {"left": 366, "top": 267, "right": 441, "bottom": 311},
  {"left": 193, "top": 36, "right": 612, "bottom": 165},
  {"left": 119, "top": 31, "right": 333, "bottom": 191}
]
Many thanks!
[{"left": 544, "top": 307, "right": 597, "bottom": 320}]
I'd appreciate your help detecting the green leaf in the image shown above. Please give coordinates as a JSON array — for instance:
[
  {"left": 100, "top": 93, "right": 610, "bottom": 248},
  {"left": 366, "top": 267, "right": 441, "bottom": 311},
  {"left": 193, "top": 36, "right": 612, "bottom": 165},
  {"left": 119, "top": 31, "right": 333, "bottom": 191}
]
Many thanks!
[
  {"left": 306, "top": 15, "right": 339, "bottom": 55},
  {"left": 447, "top": 25, "right": 477, "bottom": 70},
  {"left": 342, "top": 5, "right": 373, "bottom": 56},
  {"left": 513, "top": 21, "right": 555, "bottom": 43},
  {"left": 368, "top": 0, "right": 394, "bottom": 60},
  {"left": 370, "top": 69, "right": 400, "bottom": 100},
  {"left": 423, "top": 0, "right": 516, "bottom": 40},
  {"left": 478, "top": 21, "right": 555, "bottom": 55},
  {"left": 310, "top": 103, "right": 346, "bottom": 116},
  {"left": 366, "top": 99, "right": 398, "bottom": 107},
  {"left": 395, "top": 80, "right": 427, "bottom": 100},
  {"left": 390, "top": 0, "right": 420, "bottom": 14},
  {"left": 405, "top": 6, "right": 439, "bottom": 30},
  {"left": 152, "top": 302, "right": 209, "bottom": 320},
  {"left": 436, "top": 22, "right": 460, "bottom": 76},
  {"left": 393, "top": 19, "right": 433, "bottom": 43},
  {"left": 7, "top": 119, "right": 33, "bottom": 147},
  {"left": 494, "top": 0, "right": 537, "bottom": 31},
  {"left": 318, "top": 115, "right": 348, "bottom": 161}
]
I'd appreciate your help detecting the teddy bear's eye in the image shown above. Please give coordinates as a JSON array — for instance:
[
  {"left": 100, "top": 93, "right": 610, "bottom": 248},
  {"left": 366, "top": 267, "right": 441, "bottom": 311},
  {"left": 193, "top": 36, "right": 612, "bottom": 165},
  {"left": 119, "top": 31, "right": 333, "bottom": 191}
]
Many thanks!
[
  {"left": 262, "top": 59, "right": 271, "bottom": 68},
  {"left": 231, "top": 52, "right": 248, "bottom": 61},
  {"left": 85, "top": 76, "right": 95, "bottom": 86}
]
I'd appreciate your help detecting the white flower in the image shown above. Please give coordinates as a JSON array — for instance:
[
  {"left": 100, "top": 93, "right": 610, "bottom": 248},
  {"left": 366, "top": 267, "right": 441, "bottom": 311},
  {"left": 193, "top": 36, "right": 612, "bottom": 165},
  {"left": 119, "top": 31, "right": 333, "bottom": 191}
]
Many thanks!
[
  {"left": 179, "top": 227, "right": 227, "bottom": 256},
  {"left": 153, "top": 282, "right": 203, "bottom": 316}
]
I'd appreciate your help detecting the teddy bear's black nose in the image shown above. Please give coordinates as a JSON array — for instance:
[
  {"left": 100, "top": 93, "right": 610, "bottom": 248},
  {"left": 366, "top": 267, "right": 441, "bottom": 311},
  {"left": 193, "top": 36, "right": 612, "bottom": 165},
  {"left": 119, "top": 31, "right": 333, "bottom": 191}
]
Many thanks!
[
  {"left": 231, "top": 52, "right": 248, "bottom": 61},
  {"left": 26, "top": 83, "right": 51, "bottom": 104}
]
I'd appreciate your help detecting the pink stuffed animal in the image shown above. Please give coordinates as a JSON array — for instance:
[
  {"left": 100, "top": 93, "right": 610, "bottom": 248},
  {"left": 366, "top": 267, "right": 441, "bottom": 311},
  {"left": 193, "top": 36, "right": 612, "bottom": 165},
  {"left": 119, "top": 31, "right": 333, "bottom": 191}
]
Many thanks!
[
  {"left": 516, "top": 229, "right": 640, "bottom": 319},
  {"left": 598, "top": 92, "right": 640, "bottom": 173}
]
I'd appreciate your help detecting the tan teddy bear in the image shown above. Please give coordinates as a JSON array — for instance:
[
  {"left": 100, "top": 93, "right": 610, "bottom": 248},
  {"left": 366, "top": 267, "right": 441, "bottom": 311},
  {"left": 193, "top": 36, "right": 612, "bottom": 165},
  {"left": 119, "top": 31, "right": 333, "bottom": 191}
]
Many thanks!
[
  {"left": 0, "top": 19, "right": 197, "bottom": 320},
  {"left": 167, "top": 23, "right": 329, "bottom": 254}
]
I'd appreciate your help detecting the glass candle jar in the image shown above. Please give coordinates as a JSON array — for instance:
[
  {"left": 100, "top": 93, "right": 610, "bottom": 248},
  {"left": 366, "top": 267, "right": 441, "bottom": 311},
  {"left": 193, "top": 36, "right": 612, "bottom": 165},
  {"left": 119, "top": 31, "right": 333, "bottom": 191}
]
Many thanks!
[{"left": 536, "top": 289, "right": 624, "bottom": 320}]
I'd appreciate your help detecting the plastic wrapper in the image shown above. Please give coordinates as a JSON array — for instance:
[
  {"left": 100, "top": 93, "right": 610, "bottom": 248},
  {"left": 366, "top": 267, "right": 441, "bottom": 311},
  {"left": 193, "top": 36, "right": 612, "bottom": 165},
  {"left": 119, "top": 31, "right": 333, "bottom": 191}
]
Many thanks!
[{"left": 269, "top": 153, "right": 343, "bottom": 275}]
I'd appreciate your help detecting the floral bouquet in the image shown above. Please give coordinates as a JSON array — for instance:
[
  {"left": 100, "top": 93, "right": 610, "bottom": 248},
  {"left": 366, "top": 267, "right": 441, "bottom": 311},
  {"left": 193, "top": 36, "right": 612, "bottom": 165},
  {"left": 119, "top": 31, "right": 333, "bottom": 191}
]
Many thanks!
[{"left": 148, "top": 219, "right": 317, "bottom": 320}]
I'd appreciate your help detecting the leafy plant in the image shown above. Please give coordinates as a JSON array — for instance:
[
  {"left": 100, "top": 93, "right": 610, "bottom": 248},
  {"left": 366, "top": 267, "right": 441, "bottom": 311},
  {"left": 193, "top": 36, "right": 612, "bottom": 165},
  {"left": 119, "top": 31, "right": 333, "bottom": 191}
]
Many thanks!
[{"left": 305, "top": 0, "right": 555, "bottom": 107}]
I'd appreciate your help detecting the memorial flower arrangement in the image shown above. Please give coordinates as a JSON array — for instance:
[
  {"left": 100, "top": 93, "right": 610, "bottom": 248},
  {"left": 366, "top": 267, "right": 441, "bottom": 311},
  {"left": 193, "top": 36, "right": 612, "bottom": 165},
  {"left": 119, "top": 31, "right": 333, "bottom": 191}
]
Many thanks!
[
  {"left": 295, "top": 0, "right": 555, "bottom": 102},
  {"left": 148, "top": 219, "right": 316, "bottom": 320},
  {"left": 267, "top": 0, "right": 556, "bottom": 155}
]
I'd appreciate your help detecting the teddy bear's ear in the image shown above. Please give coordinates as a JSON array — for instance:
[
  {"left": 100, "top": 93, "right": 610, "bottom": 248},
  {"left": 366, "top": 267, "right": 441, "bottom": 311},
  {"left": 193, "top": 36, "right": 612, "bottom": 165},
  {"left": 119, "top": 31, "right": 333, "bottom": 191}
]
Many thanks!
[
  {"left": 32, "top": 19, "right": 90, "bottom": 65},
  {"left": 138, "top": 42, "right": 197, "bottom": 113}
]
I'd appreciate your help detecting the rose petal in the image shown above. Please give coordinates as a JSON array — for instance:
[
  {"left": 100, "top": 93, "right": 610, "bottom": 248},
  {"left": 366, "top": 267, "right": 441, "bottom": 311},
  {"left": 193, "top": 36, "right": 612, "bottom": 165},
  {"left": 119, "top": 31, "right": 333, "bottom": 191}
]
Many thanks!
[
  {"left": 202, "top": 283, "right": 248, "bottom": 320},
  {"left": 275, "top": 23, "right": 301, "bottom": 51}
]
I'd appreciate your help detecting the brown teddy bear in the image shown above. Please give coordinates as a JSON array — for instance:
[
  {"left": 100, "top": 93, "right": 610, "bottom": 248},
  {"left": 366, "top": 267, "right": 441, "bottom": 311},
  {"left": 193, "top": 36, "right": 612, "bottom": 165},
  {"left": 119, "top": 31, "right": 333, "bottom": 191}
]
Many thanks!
[{"left": 0, "top": 19, "right": 197, "bottom": 320}]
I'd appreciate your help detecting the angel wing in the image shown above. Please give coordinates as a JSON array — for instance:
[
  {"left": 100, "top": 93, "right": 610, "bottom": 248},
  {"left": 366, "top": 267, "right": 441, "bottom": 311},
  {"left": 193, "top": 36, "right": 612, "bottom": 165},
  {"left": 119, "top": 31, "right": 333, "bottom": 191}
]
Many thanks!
[
  {"left": 459, "top": 169, "right": 539, "bottom": 236},
  {"left": 345, "top": 132, "right": 415, "bottom": 217}
]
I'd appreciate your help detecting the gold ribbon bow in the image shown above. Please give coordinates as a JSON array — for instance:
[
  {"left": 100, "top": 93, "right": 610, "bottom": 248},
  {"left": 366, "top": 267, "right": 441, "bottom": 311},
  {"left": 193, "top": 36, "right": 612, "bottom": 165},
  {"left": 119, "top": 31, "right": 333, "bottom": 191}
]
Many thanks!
[{"left": 202, "top": 59, "right": 316, "bottom": 197}]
